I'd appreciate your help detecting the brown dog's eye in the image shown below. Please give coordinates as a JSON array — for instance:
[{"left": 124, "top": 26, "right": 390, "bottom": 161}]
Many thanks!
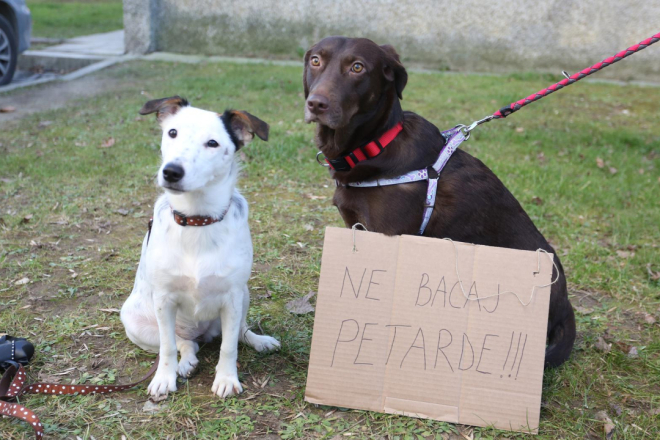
[
  {"left": 168, "top": 129, "right": 177, "bottom": 138},
  {"left": 207, "top": 140, "right": 219, "bottom": 148},
  {"left": 351, "top": 63, "right": 364, "bottom": 73},
  {"left": 310, "top": 56, "right": 321, "bottom": 67}
]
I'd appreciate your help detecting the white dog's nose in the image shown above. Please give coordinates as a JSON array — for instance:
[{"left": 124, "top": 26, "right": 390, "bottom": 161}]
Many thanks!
[{"left": 163, "top": 163, "right": 185, "bottom": 183}]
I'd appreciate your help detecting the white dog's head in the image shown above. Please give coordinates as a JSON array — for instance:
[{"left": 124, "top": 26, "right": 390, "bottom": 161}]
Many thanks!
[{"left": 139, "top": 96, "right": 269, "bottom": 193}]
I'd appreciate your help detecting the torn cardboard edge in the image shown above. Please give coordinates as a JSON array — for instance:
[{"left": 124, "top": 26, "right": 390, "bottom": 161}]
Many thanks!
[{"left": 305, "top": 227, "right": 553, "bottom": 434}]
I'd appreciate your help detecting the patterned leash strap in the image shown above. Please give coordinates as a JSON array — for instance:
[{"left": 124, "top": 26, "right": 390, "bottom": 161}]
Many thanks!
[
  {"left": 0, "top": 358, "right": 158, "bottom": 439},
  {"left": 461, "top": 32, "right": 660, "bottom": 137}
]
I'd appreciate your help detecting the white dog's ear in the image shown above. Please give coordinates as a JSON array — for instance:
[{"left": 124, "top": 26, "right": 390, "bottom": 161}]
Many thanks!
[
  {"left": 139, "top": 96, "right": 189, "bottom": 122},
  {"left": 221, "top": 110, "right": 269, "bottom": 150}
]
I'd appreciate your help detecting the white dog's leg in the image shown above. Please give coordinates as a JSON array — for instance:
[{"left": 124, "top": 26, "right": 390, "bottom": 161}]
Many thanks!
[
  {"left": 212, "top": 293, "right": 243, "bottom": 398},
  {"left": 147, "top": 297, "right": 179, "bottom": 399},
  {"left": 176, "top": 337, "right": 199, "bottom": 378},
  {"left": 241, "top": 329, "right": 281, "bottom": 352},
  {"left": 238, "top": 286, "right": 280, "bottom": 352}
]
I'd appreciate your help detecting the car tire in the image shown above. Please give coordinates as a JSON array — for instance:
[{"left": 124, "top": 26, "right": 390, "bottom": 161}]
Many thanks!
[{"left": 0, "top": 14, "right": 18, "bottom": 86}]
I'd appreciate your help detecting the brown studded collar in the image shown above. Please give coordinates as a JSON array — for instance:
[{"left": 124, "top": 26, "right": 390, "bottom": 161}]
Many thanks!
[{"left": 171, "top": 205, "right": 230, "bottom": 227}]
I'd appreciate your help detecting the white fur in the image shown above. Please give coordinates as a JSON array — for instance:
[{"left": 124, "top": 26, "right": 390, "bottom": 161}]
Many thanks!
[{"left": 121, "top": 105, "right": 279, "bottom": 400}]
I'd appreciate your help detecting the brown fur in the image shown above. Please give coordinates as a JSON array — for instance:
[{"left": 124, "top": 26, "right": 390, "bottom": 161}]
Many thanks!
[{"left": 304, "top": 36, "right": 576, "bottom": 367}]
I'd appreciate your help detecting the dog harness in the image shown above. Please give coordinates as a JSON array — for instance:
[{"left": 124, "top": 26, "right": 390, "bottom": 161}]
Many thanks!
[{"left": 342, "top": 125, "right": 467, "bottom": 236}]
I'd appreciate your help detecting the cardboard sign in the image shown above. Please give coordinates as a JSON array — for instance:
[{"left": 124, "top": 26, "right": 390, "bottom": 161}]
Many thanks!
[{"left": 305, "top": 227, "right": 554, "bottom": 433}]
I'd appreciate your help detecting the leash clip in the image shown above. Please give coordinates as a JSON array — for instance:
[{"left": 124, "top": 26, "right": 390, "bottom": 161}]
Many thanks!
[
  {"left": 461, "top": 115, "right": 495, "bottom": 140},
  {"left": 316, "top": 151, "right": 330, "bottom": 167}
]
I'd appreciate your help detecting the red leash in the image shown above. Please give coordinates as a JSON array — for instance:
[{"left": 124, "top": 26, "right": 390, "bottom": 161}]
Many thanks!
[{"left": 462, "top": 32, "right": 660, "bottom": 137}]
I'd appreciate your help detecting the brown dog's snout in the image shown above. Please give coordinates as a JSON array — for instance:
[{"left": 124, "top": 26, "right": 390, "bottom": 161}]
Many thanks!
[{"left": 306, "top": 94, "right": 330, "bottom": 114}]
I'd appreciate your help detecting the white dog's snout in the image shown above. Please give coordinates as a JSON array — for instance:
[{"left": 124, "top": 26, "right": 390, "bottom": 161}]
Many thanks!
[{"left": 162, "top": 162, "right": 185, "bottom": 183}]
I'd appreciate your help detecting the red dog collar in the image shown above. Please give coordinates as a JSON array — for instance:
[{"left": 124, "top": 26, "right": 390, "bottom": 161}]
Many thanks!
[
  {"left": 325, "top": 122, "right": 403, "bottom": 171},
  {"left": 171, "top": 206, "right": 229, "bottom": 227}
]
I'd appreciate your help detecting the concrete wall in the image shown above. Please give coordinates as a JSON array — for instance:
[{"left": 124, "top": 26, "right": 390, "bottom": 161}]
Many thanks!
[{"left": 124, "top": 0, "right": 660, "bottom": 81}]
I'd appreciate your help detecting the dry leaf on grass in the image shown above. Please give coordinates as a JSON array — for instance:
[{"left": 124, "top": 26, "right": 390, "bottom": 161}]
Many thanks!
[
  {"left": 21, "top": 214, "right": 33, "bottom": 224},
  {"left": 575, "top": 306, "right": 594, "bottom": 315},
  {"left": 609, "top": 167, "right": 618, "bottom": 175},
  {"left": 0, "top": 106, "right": 16, "bottom": 113},
  {"left": 116, "top": 208, "right": 129, "bottom": 216},
  {"left": 646, "top": 264, "right": 660, "bottom": 281},
  {"left": 15, "top": 277, "right": 30, "bottom": 285},
  {"left": 627, "top": 346, "right": 639, "bottom": 358},
  {"left": 303, "top": 193, "right": 326, "bottom": 200},
  {"left": 286, "top": 291, "right": 317, "bottom": 314},
  {"left": 304, "top": 223, "right": 314, "bottom": 231},
  {"left": 640, "top": 312, "right": 656, "bottom": 325},
  {"left": 595, "top": 411, "right": 615, "bottom": 439},
  {"left": 531, "top": 196, "right": 543, "bottom": 205},
  {"left": 596, "top": 157, "right": 605, "bottom": 168},
  {"left": 594, "top": 337, "right": 612, "bottom": 353},
  {"left": 616, "top": 250, "right": 633, "bottom": 259},
  {"left": 100, "top": 137, "right": 116, "bottom": 148}
]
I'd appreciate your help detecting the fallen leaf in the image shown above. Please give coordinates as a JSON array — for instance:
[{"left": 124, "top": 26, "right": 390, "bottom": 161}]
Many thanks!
[
  {"left": 531, "top": 196, "right": 543, "bottom": 206},
  {"left": 100, "top": 137, "right": 115, "bottom": 148},
  {"left": 116, "top": 208, "right": 129, "bottom": 216},
  {"left": 642, "top": 313, "right": 656, "bottom": 325},
  {"left": 638, "top": 168, "right": 645, "bottom": 175},
  {"left": 575, "top": 306, "right": 594, "bottom": 315},
  {"left": 596, "top": 158, "right": 605, "bottom": 168},
  {"left": 515, "top": 127, "right": 524, "bottom": 133},
  {"left": 595, "top": 411, "right": 615, "bottom": 439},
  {"left": 627, "top": 346, "right": 639, "bottom": 358},
  {"left": 303, "top": 223, "right": 314, "bottom": 231},
  {"left": 15, "top": 277, "right": 30, "bottom": 285},
  {"left": 594, "top": 337, "right": 611, "bottom": 353},
  {"left": 143, "top": 400, "right": 167, "bottom": 412},
  {"left": 286, "top": 291, "right": 317, "bottom": 314},
  {"left": 616, "top": 250, "right": 635, "bottom": 259},
  {"left": 0, "top": 106, "right": 16, "bottom": 113},
  {"left": 21, "top": 214, "right": 34, "bottom": 224},
  {"left": 303, "top": 193, "right": 327, "bottom": 200},
  {"left": 609, "top": 167, "right": 617, "bottom": 175},
  {"left": 646, "top": 264, "right": 660, "bottom": 281}
]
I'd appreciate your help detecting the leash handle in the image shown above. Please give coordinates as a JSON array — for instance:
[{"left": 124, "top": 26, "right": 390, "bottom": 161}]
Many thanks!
[
  {"left": 462, "top": 32, "right": 660, "bottom": 135},
  {"left": 1, "top": 358, "right": 158, "bottom": 439}
]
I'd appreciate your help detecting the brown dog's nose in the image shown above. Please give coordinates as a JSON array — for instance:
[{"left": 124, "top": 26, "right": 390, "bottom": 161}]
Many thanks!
[{"left": 306, "top": 94, "right": 329, "bottom": 114}]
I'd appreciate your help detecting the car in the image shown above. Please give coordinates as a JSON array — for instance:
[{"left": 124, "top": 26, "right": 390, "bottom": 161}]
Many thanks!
[{"left": 0, "top": 0, "right": 31, "bottom": 86}]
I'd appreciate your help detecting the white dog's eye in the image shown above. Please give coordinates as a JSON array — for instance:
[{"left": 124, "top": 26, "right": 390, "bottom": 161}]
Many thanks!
[
  {"left": 207, "top": 140, "right": 219, "bottom": 148},
  {"left": 168, "top": 129, "right": 177, "bottom": 138}
]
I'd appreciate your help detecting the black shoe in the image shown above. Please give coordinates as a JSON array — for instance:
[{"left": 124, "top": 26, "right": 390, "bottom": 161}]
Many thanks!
[{"left": 0, "top": 335, "right": 34, "bottom": 369}]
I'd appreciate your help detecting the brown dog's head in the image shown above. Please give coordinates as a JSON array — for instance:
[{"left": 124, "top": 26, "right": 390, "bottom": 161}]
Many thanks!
[{"left": 303, "top": 36, "right": 407, "bottom": 130}]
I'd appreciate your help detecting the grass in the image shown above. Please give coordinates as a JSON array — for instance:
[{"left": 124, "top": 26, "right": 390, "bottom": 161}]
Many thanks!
[
  {"left": 0, "top": 60, "right": 659, "bottom": 439},
  {"left": 28, "top": 0, "right": 123, "bottom": 39}
]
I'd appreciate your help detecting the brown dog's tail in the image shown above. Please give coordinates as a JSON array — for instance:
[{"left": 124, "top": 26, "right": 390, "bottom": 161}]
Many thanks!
[{"left": 544, "top": 297, "right": 576, "bottom": 368}]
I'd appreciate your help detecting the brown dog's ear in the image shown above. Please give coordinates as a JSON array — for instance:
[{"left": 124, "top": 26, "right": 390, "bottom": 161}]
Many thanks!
[
  {"left": 380, "top": 45, "right": 408, "bottom": 100},
  {"left": 302, "top": 49, "right": 312, "bottom": 99},
  {"left": 139, "top": 96, "right": 189, "bottom": 121},
  {"left": 221, "top": 110, "right": 269, "bottom": 150}
]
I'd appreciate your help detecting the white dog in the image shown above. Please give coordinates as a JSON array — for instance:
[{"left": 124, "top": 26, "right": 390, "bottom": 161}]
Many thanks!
[{"left": 121, "top": 96, "right": 280, "bottom": 400}]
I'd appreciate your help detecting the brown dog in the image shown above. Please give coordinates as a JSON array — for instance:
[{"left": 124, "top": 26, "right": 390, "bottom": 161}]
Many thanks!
[{"left": 304, "top": 36, "right": 575, "bottom": 367}]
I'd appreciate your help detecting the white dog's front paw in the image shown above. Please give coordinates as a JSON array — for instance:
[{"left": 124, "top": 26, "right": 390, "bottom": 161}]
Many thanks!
[
  {"left": 212, "top": 373, "right": 242, "bottom": 398},
  {"left": 177, "top": 356, "right": 199, "bottom": 378},
  {"left": 251, "top": 334, "right": 281, "bottom": 353},
  {"left": 148, "top": 371, "right": 177, "bottom": 400}
]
